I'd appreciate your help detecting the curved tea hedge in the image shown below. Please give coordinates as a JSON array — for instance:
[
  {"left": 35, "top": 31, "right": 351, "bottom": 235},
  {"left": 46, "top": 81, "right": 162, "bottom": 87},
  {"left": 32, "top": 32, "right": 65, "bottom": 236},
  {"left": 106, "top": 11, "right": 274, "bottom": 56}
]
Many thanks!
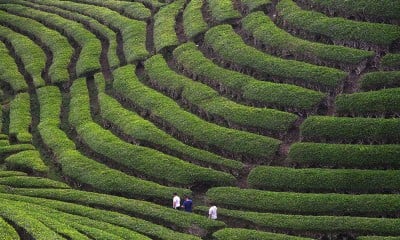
[
  {"left": 287, "top": 142, "right": 400, "bottom": 169},
  {"left": 248, "top": 166, "right": 400, "bottom": 193},
  {"left": 300, "top": 116, "right": 400, "bottom": 144},
  {"left": 113, "top": 65, "right": 281, "bottom": 160},
  {"left": 145, "top": 54, "right": 297, "bottom": 134},
  {"left": 173, "top": 42, "right": 325, "bottom": 113},
  {"left": 276, "top": 0, "right": 400, "bottom": 48},
  {"left": 205, "top": 187, "right": 400, "bottom": 216},
  {"left": 1, "top": 0, "right": 400, "bottom": 238},
  {"left": 204, "top": 24, "right": 347, "bottom": 92},
  {"left": 241, "top": 11, "right": 374, "bottom": 68}
]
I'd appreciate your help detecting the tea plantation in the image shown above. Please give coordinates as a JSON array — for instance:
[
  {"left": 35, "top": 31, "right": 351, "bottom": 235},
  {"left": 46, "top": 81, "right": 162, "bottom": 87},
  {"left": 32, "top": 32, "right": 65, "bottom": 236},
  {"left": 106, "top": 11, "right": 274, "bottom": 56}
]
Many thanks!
[{"left": 0, "top": 0, "right": 399, "bottom": 239}]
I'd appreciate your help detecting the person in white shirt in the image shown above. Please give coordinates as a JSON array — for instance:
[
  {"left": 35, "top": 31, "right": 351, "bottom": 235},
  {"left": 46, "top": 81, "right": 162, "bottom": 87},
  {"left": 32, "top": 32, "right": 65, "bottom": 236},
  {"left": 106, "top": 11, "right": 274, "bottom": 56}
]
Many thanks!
[
  {"left": 208, "top": 205, "right": 217, "bottom": 220},
  {"left": 172, "top": 193, "right": 181, "bottom": 209}
]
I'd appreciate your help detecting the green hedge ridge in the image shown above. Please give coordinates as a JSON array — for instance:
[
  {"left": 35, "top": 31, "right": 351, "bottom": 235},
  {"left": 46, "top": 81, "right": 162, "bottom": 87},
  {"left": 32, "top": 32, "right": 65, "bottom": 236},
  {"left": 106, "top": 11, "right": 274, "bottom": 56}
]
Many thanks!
[
  {"left": 0, "top": 171, "right": 26, "bottom": 177},
  {"left": 213, "top": 228, "right": 312, "bottom": 240},
  {"left": 241, "top": 12, "right": 374, "bottom": 66},
  {"left": 298, "top": 0, "right": 400, "bottom": 22},
  {"left": 0, "top": 25, "right": 45, "bottom": 87},
  {"left": 0, "top": 199, "right": 64, "bottom": 240},
  {"left": 0, "top": 176, "right": 69, "bottom": 189},
  {"left": 9, "top": 93, "right": 32, "bottom": 143},
  {"left": 336, "top": 88, "right": 400, "bottom": 117},
  {"left": 357, "top": 237, "right": 400, "bottom": 240},
  {"left": 35, "top": 0, "right": 148, "bottom": 63},
  {"left": 204, "top": 24, "right": 347, "bottom": 92},
  {"left": 0, "top": 3, "right": 101, "bottom": 77},
  {"left": 207, "top": 0, "right": 241, "bottom": 23},
  {"left": 382, "top": 54, "right": 400, "bottom": 69},
  {"left": 360, "top": 71, "right": 400, "bottom": 91},
  {"left": 5, "top": 150, "right": 49, "bottom": 174},
  {"left": 196, "top": 206, "right": 400, "bottom": 236},
  {"left": 37, "top": 86, "right": 187, "bottom": 201},
  {"left": 248, "top": 166, "right": 400, "bottom": 193},
  {"left": 0, "top": 193, "right": 201, "bottom": 240},
  {"left": 0, "top": 196, "right": 150, "bottom": 240},
  {"left": 241, "top": 0, "right": 272, "bottom": 12},
  {"left": 69, "top": 0, "right": 151, "bottom": 20},
  {"left": 206, "top": 187, "right": 400, "bottom": 216},
  {"left": 70, "top": 78, "right": 235, "bottom": 187},
  {"left": 0, "top": 9, "right": 72, "bottom": 84},
  {"left": 113, "top": 65, "right": 280, "bottom": 160},
  {"left": 25, "top": 0, "right": 120, "bottom": 69},
  {"left": 0, "top": 216, "right": 18, "bottom": 240},
  {"left": 154, "top": 0, "right": 185, "bottom": 53},
  {"left": 96, "top": 77, "right": 243, "bottom": 171},
  {"left": 145, "top": 54, "right": 297, "bottom": 133},
  {"left": 3, "top": 187, "right": 226, "bottom": 236},
  {"left": 287, "top": 142, "right": 400, "bottom": 169},
  {"left": 183, "top": 0, "right": 208, "bottom": 39},
  {"left": 300, "top": 116, "right": 400, "bottom": 144},
  {"left": 0, "top": 41, "right": 28, "bottom": 92},
  {"left": 0, "top": 144, "right": 36, "bottom": 159},
  {"left": 173, "top": 42, "right": 325, "bottom": 113},
  {"left": 276, "top": 0, "right": 400, "bottom": 47}
]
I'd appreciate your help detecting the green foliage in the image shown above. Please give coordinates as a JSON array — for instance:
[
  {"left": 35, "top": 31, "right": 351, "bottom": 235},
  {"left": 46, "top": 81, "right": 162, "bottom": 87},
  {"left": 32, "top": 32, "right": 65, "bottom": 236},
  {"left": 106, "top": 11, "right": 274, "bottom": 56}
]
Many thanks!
[
  {"left": 287, "top": 142, "right": 400, "bottom": 169},
  {"left": 70, "top": 78, "right": 235, "bottom": 187},
  {"left": 145, "top": 54, "right": 297, "bottom": 133},
  {"left": 0, "top": 196, "right": 150, "bottom": 240},
  {"left": 0, "top": 193, "right": 200, "bottom": 240},
  {"left": 173, "top": 42, "right": 325, "bottom": 113},
  {"left": 3, "top": 187, "right": 226, "bottom": 235},
  {"left": 196, "top": 206, "right": 400, "bottom": 235},
  {"left": 9, "top": 93, "right": 32, "bottom": 143},
  {"left": 360, "top": 71, "right": 400, "bottom": 91},
  {"left": 241, "top": 0, "right": 272, "bottom": 12},
  {"left": 69, "top": 0, "right": 151, "bottom": 20},
  {"left": 241, "top": 12, "right": 374, "bottom": 65},
  {"left": 276, "top": 0, "right": 400, "bottom": 46},
  {"left": 0, "top": 25, "right": 45, "bottom": 87},
  {"left": 154, "top": 0, "right": 185, "bottom": 53},
  {"left": 204, "top": 24, "right": 347, "bottom": 92},
  {"left": 248, "top": 166, "right": 400, "bottom": 193},
  {"left": 336, "top": 88, "right": 400, "bottom": 117},
  {"left": 33, "top": 0, "right": 148, "bottom": 63},
  {"left": 25, "top": 0, "right": 120, "bottom": 69},
  {"left": 97, "top": 88, "right": 243, "bottom": 171},
  {"left": 59, "top": 149, "right": 188, "bottom": 201},
  {"left": 0, "top": 145, "right": 36, "bottom": 159},
  {"left": 213, "top": 228, "right": 312, "bottom": 240},
  {"left": 300, "top": 0, "right": 400, "bottom": 21},
  {"left": 0, "top": 216, "right": 18, "bottom": 240},
  {"left": 357, "top": 237, "right": 400, "bottom": 240},
  {"left": 37, "top": 86, "right": 185, "bottom": 201},
  {"left": 183, "top": 0, "right": 208, "bottom": 39},
  {"left": 0, "top": 3, "right": 101, "bottom": 77},
  {"left": 0, "top": 176, "right": 69, "bottom": 189},
  {"left": 113, "top": 65, "right": 281, "bottom": 159},
  {"left": 300, "top": 116, "right": 400, "bottom": 144},
  {"left": 0, "top": 9, "right": 72, "bottom": 84},
  {"left": 206, "top": 187, "right": 400, "bottom": 216},
  {"left": 207, "top": 0, "right": 241, "bottom": 23},
  {"left": 381, "top": 54, "right": 400, "bottom": 69},
  {"left": 5, "top": 150, "right": 49, "bottom": 174},
  {"left": 0, "top": 171, "right": 26, "bottom": 177},
  {"left": 0, "top": 41, "right": 28, "bottom": 92}
]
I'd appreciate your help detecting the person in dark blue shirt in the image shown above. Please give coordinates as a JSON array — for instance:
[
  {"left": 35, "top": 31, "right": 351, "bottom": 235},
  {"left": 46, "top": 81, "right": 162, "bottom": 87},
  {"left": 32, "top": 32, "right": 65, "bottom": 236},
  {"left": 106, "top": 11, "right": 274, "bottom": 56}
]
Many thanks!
[{"left": 181, "top": 195, "right": 193, "bottom": 212}]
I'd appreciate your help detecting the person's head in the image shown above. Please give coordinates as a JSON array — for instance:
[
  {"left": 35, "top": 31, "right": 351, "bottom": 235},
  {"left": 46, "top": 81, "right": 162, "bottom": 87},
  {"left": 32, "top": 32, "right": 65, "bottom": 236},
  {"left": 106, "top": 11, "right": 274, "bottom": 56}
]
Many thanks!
[
  {"left": 184, "top": 195, "right": 189, "bottom": 200},
  {"left": 173, "top": 192, "right": 177, "bottom": 196}
]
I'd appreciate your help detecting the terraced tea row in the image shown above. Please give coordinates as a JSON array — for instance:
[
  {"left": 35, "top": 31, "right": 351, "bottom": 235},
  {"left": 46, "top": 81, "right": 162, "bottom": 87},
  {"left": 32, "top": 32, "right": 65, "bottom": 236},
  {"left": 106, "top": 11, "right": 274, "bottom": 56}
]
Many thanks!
[{"left": 0, "top": 0, "right": 399, "bottom": 239}]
